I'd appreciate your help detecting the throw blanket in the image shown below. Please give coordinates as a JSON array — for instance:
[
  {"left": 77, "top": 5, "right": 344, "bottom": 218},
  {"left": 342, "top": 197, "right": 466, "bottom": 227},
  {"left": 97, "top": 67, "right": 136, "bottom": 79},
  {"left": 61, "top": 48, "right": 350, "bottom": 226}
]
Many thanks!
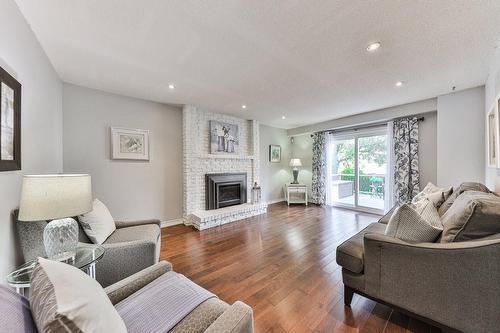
[{"left": 115, "top": 271, "right": 216, "bottom": 333}]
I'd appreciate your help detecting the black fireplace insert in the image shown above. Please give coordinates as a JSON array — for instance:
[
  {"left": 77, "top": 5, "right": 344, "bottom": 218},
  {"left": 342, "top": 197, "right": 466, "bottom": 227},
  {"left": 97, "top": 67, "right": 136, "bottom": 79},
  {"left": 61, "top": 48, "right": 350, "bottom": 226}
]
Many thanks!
[{"left": 205, "top": 173, "right": 247, "bottom": 210}]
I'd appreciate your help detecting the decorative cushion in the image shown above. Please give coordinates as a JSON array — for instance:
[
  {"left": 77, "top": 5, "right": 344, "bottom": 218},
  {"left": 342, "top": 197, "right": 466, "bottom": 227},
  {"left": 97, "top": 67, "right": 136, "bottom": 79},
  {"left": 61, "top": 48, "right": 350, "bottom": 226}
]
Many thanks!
[
  {"left": 336, "top": 223, "right": 387, "bottom": 273},
  {"left": 30, "top": 257, "right": 126, "bottom": 333},
  {"left": 0, "top": 285, "right": 37, "bottom": 333},
  {"left": 412, "top": 182, "right": 452, "bottom": 209},
  {"left": 441, "top": 191, "right": 500, "bottom": 243},
  {"left": 438, "top": 182, "right": 490, "bottom": 216},
  {"left": 78, "top": 198, "right": 116, "bottom": 244},
  {"left": 385, "top": 203, "right": 442, "bottom": 243}
]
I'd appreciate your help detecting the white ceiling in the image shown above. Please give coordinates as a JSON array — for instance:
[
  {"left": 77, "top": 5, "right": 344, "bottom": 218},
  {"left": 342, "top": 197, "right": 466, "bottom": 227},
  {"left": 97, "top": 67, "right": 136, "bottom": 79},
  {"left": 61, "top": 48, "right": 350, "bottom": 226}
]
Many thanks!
[{"left": 15, "top": 0, "right": 500, "bottom": 129}]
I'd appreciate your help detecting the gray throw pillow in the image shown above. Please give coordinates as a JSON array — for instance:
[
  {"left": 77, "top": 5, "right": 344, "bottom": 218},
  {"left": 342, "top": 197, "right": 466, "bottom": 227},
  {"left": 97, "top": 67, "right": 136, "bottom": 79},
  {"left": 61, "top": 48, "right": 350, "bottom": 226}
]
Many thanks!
[
  {"left": 441, "top": 191, "right": 500, "bottom": 242},
  {"left": 438, "top": 182, "right": 490, "bottom": 216},
  {"left": 385, "top": 203, "right": 442, "bottom": 243}
]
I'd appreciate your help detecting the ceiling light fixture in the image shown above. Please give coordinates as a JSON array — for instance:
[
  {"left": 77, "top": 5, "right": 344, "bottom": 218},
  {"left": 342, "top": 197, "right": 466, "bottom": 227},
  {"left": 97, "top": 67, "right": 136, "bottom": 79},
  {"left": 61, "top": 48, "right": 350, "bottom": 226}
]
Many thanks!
[
  {"left": 395, "top": 81, "right": 405, "bottom": 87},
  {"left": 281, "top": 116, "right": 286, "bottom": 120},
  {"left": 168, "top": 84, "right": 175, "bottom": 90},
  {"left": 366, "top": 42, "right": 381, "bottom": 52},
  {"left": 242, "top": 105, "right": 247, "bottom": 109}
]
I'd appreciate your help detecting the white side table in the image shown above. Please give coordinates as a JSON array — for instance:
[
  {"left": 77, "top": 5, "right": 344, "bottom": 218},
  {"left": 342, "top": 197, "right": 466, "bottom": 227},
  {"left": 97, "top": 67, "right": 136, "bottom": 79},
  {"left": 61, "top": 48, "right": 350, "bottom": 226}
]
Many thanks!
[{"left": 285, "top": 184, "right": 308, "bottom": 206}]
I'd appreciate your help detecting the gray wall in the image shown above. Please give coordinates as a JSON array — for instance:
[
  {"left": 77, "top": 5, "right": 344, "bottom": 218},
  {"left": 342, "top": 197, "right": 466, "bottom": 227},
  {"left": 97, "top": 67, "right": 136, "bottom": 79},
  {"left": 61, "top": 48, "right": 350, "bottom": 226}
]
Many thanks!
[
  {"left": 63, "top": 84, "right": 182, "bottom": 222},
  {"left": 289, "top": 98, "right": 437, "bottom": 136},
  {"left": 0, "top": 0, "right": 63, "bottom": 280},
  {"left": 290, "top": 134, "right": 314, "bottom": 198},
  {"left": 437, "top": 86, "right": 485, "bottom": 187},
  {"left": 259, "top": 125, "right": 291, "bottom": 203}
]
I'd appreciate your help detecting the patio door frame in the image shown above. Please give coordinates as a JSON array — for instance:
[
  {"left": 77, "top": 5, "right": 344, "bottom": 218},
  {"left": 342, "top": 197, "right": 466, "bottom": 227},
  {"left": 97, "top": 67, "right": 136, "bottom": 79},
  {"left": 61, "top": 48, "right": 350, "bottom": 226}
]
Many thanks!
[{"left": 330, "top": 126, "right": 387, "bottom": 215}]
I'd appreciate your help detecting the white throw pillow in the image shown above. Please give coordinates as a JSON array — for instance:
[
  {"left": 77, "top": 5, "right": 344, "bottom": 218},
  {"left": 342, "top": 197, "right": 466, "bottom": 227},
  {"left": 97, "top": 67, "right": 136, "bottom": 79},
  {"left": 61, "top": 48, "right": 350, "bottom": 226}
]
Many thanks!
[
  {"left": 30, "top": 258, "right": 127, "bottom": 333},
  {"left": 385, "top": 203, "right": 442, "bottom": 243},
  {"left": 412, "top": 182, "right": 453, "bottom": 208},
  {"left": 79, "top": 198, "right": 116, "bottom": 244}
]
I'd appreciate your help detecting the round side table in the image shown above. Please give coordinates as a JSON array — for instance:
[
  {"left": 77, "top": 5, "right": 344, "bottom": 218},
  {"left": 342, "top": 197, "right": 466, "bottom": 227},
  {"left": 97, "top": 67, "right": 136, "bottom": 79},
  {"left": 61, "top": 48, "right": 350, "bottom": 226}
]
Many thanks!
[{"left": 7, "top": 243, "right": 105, "bottom": 296}]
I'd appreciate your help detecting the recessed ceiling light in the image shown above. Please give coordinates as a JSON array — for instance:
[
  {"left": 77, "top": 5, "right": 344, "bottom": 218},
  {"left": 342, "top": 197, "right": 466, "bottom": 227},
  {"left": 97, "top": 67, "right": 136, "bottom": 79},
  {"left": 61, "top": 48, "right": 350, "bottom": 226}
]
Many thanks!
[
  {"left": 395, "top": 81, "right": 405, "bottom": 87},
  {"left": 168, "top": 84, "right": 175, "bottom": 90},
  {"left": 366, "top": 42, "right": 381, "bottom": 52},
  {"left": 242, "top": 105, "right": 247, "bottom": 109},
  {"left": 281, "top": 116, "right": 286, "bottom": 120}
]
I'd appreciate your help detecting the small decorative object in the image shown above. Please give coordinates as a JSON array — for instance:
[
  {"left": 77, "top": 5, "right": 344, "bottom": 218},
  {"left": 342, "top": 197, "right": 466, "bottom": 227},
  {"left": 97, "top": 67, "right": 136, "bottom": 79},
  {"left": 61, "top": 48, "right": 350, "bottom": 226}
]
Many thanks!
[
  {"left": 18, "top": 174, "right": 92, "bottom": 261},
  {"left": 111, "top": 127, "right": 150, "bottom": 160},
  {"left": 289, "top": 158, "right": 302, "bottom": 184},
  {"left": 210, "top": 121, "right": 239, "bottom": 154},
  {"left": 0, "top": 64, "right": 21, "bottom": 171},
  {"left": 251, "top": 182, "right": 262, "bottom": 204},
  {"left": 487, "top": 107, "right": 498, "bottom": 167},
  {"left": 269, "top": 144, "right": 281, "bottom": 162}
]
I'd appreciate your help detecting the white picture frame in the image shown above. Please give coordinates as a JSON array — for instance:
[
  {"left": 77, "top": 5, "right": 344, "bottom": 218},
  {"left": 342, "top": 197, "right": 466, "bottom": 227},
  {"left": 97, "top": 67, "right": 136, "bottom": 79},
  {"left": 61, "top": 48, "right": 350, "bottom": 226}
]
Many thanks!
[
  {"left": 111, "top": 127, "right": 150, "bottom": 161},
  {"left": 487, "top": 106, "right": 498, "bottom": 168}
]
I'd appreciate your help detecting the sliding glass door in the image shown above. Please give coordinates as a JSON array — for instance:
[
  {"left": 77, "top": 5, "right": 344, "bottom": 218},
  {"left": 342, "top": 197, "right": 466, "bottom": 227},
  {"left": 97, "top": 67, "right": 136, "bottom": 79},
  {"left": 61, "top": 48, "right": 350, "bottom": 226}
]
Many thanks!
[{"left": 330, "top": 128, "right": 387, "bottom": 213}]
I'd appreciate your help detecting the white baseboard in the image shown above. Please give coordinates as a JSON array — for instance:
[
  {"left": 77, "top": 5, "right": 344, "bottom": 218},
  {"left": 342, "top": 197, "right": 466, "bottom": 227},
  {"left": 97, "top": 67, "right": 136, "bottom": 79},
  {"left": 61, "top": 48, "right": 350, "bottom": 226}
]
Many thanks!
[
  {"left": 266, "top": 198, "right": 285, "bottom": 205},
  {"left": 160, "top": 218, "right": 184, "bottom": 228}
]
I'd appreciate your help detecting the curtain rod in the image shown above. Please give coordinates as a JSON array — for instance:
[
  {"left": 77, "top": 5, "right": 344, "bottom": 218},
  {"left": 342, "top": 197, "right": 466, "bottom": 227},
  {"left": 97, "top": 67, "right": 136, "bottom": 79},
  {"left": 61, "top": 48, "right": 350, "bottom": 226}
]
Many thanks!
[{"left": 310, "top": 116, "right": 425, "bottom": 137}]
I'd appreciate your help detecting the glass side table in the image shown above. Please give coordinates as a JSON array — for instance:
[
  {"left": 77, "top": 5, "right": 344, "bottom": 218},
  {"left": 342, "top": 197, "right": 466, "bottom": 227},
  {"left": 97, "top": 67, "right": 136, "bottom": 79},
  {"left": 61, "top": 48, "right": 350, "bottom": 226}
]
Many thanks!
[{"left": 6, "top": 243, "right": 105, "bottom": 296}]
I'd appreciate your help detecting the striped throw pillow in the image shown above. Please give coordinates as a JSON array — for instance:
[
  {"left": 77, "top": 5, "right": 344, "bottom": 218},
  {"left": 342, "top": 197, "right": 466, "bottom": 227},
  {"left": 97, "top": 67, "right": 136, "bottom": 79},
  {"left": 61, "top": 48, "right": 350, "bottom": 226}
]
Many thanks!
[{"left": 385, "top": 203, "right": 442, "bottom": 243}]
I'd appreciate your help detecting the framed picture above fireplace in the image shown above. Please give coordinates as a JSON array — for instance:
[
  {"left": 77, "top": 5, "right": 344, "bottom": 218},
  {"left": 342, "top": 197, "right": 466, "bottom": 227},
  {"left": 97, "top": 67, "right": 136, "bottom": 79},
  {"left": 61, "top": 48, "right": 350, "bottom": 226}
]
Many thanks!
[
  {"left": 210, "top": 120, "right": 239, "bottom": 154},
  {"left": 0, "top": 65, "right": 21, "bottom": 171}
]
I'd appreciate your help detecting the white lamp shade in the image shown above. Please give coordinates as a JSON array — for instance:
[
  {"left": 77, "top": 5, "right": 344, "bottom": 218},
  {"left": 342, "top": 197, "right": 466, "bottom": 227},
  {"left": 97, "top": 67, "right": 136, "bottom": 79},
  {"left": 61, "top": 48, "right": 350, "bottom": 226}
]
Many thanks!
[
  {"left": 18, "top": 174, "right": 92, "bottom": 221},
  {"left": 289, "top": 158, "right": 302, "bottom": 167}
]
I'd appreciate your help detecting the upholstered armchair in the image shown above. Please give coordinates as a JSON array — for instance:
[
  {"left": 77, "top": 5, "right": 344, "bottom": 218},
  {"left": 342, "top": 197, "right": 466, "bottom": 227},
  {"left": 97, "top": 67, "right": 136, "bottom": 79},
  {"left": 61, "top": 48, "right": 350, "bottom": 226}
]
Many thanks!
[
  {"left": 14, "top": 210, "right": 161, "bottom": 287},
  {"left": 1, "top": 261, "right": 254, "bottom": 333}
]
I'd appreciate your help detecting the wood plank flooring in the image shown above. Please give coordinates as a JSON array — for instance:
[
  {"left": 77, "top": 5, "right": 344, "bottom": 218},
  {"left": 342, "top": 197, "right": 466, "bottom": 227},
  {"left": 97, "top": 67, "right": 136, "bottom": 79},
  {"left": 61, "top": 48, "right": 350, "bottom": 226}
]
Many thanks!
[{"left": 160, "top": 202, "right": 440, "bottom": 333}]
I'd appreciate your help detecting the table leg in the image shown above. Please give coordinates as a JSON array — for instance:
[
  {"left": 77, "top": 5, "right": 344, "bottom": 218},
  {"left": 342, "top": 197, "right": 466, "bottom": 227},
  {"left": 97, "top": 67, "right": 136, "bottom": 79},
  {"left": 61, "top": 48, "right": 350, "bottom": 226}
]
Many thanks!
[{"left": 87, "top": 263, "right": 96, "bottom": 279}]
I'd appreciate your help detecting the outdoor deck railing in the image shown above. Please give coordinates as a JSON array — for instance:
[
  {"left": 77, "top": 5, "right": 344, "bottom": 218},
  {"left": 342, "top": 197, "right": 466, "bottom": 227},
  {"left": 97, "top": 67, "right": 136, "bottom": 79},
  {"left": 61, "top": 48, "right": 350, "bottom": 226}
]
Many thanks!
[{"left": 332, "top": 173, "right": 385, "bottom": 197}]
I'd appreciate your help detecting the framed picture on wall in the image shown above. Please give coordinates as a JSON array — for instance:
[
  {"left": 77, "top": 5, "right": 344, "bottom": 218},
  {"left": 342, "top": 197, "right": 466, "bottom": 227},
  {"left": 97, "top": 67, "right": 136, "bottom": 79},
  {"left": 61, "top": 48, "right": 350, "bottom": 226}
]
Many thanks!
[
  {"left": 209, "top": 120, "right": 239, "bottom": 154},
  {"left": 487, "top": 106, "right": 498, "bottom": 167},
  {"left": 111, "top": 127, "right": 150, "bottom": 160},
  {"left": 0, "top": 65, "right": 21, "bottom": 171},
  {"left": 269, "top": 144, "right": 281, "bottom": 162}
]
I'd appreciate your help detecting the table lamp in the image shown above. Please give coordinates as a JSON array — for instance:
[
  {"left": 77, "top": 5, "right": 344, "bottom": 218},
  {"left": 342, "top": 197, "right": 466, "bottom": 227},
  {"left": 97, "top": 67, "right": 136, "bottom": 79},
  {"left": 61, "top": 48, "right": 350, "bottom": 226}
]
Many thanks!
[
  {"left": 289, "top": 158, "right": 302, "bottom": 184},
  {"left": 18, "top": 174, "right": 92, "bottom": 261}
]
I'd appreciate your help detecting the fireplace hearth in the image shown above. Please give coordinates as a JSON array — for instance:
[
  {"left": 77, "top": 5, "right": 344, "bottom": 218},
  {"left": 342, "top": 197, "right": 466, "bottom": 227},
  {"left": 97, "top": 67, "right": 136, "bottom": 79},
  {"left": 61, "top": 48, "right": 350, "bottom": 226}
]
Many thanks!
[{"left": 205, "top": 173, "right": 247, "bottom": 210}]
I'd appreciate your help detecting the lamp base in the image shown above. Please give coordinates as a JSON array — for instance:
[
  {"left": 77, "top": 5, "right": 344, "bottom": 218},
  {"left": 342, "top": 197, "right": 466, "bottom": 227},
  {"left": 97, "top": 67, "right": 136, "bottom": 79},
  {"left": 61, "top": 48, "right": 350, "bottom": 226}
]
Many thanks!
[
  {"left": 292, "top": 169, "right": 299, "bottom": 184},
  {"left": 43, "top": 218, "right": 79, "bottom": 262}
]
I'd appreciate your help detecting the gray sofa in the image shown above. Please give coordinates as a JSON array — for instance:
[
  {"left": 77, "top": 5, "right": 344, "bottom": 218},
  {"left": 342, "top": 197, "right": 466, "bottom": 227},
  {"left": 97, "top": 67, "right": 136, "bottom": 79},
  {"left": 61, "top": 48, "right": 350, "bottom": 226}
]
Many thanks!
[
  {"left": 1, "top": 261, "right": 254, "bottom": 333},
  {"left": 15, "top": 211, "right": 161, "bottom": 287},
  {"left": 336, "top": 184, "right": 500, "bottom": 333}
]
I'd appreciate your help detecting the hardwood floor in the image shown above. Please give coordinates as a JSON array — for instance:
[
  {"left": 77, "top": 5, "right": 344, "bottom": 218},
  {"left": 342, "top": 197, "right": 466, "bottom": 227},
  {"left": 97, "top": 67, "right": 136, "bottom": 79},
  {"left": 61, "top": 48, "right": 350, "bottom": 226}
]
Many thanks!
[{"left": 160, "top": 202, "right": 440, "bottom": 333}]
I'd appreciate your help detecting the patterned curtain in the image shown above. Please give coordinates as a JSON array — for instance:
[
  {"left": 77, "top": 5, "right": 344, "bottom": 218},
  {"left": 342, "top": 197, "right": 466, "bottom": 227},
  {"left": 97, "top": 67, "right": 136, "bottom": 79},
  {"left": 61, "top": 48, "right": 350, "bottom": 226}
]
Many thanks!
[
  {"left": 393, "top": 117, "right": 420, "bottom": 205},
  {"left": 311, "top": 132, "right": 327, "bottom": 205}
]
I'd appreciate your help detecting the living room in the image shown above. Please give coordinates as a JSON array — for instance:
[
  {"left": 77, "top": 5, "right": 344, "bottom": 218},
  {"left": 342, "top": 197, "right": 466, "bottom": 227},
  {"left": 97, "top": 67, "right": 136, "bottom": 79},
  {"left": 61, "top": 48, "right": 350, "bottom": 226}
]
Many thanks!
[{"left": 1, "top": 1, "right": 500, "bottom": 332}]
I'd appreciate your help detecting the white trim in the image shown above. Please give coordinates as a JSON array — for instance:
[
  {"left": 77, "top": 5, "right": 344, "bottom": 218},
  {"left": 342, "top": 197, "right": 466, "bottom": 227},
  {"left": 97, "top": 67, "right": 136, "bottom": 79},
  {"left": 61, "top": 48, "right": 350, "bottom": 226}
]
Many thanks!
[
  {"left": 266, "top": 198, "right": 285, "bottom": 205},
  {"left": 160, "top": 218, "right": 183, "bottom": 228}
]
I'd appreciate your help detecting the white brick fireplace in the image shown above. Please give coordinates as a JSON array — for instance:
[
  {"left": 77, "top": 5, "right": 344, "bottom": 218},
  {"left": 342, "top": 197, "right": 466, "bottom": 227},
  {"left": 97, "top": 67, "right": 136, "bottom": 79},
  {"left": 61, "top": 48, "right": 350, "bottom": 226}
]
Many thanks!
[{"left": 182, "top": 105, "right": 267, "bottom": 230}]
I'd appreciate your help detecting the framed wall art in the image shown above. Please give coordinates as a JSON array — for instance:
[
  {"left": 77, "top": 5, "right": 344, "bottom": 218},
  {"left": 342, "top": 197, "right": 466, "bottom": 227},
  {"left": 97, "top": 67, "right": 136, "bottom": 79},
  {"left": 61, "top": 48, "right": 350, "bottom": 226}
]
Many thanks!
[
  {"left": 269, "top": 144, "right": 281, "bottom": 162},
  {"left": 0, "top": 65, "right": 21, "bottom": 171},
  {"left": 111, "top": 127, "right": 150, "bottom": 161},
  {"left": 487, "top": 106, "right": 498, "bottom": 168},
  {"left": 210, "top": 120, "right": 239, "bottom": 154}
]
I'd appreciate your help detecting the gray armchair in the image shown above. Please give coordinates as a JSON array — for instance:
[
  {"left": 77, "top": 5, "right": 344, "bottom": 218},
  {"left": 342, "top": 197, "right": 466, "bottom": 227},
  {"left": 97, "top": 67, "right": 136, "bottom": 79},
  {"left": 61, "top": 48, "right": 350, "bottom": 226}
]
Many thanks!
[
  {"left": 1, "top": 260, "right": 254, "bottom": 333},
  {"left": 14, "top": 210, "right": 161, "bottom": 287}
]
